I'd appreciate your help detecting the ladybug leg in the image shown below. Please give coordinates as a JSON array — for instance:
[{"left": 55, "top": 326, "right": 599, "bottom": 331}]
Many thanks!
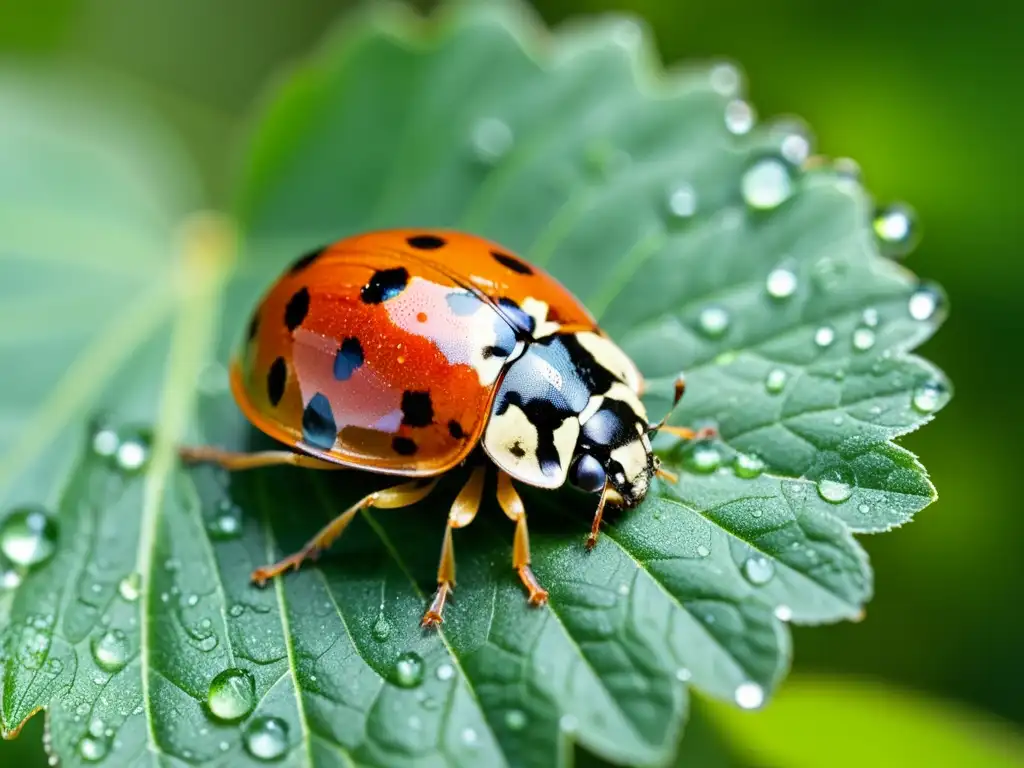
[
  {"left": 179, "top": 446, "right": 344, "bottom": 471},
  {"left": 422, "top": 466, "right": 486, "bottom": 628},
  {"left": 250, "top": 478, "right": 438, "bottom": 586},
  {"left": 585, "top": 483, "right": 613, "bottom": 550},
  {"left": 656, "top": 425, "right": 717, "bottom": 441},
  {"left": 495, "top": 471, "right": 549, "bottom": 607}
]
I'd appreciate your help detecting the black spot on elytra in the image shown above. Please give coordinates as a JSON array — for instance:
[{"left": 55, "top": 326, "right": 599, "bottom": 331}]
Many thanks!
[
  {"left": 401, "top": 391, "right": 434, "bottom": 427},
  {"left": 302, "top": 393, "right": 336, "bottom": 450},
  {"left": 491, "top": 250, "right": 533, "bottom": 275},
  {"left": 392, "top": 436, "right": 417, "bottom": 456},
  {"left": 247, "top": 312, "right": 260, "bottom": 341},
  {"left": 448, "top": 420, "right": 466, "bottom": 440},
  {"left": 290, "top": 246, "right": 326, "bottom": 273},
  {"left": 333, "top": 337, "right": 364, "bottom": 381},
  {"left": 509, "top": 441, "right": 526, "bottom": 458},
  {"left": 407, "top": 234, "right": 447, "bottom": 250},
  {"left": 284, "top": 287, "right": 310, "bottom": 331},
  {"left": 361, "top": 267, "right": 409, "bottom": 303},
  {"left": 267, "top": 357, "right": 287, "bottom": 406}
]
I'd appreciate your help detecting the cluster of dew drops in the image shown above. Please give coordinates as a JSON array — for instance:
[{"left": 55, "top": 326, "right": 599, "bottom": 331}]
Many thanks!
[{"left": 0, "top": 56, "right": 952, "bottom": 754}]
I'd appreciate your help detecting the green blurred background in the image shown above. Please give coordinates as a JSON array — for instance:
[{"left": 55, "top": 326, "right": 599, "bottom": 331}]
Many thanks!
[{"left": 1, "top": 0, "right": 1019, "bottom": 765}]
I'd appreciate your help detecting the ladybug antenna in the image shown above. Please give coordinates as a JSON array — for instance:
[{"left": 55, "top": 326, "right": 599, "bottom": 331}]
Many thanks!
[{"left": 648, "top": 373, "right": 687, "bottom": 434}]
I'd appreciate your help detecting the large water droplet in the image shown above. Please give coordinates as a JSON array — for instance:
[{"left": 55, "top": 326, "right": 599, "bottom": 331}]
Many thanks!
[
  {"left": 685, "top": 442, "right": 721, "bottom": 474},
  {"left": 816, "top": 466, "right": 855, "bottom": 503},
  {"left": 814, "top": 326, "right": 836, "bottom": 348},
  {"left": 91, "top": 629, "right": 130, "bottom": 673},
  {"left": 118, "top": 573, "right": 141, "bottom": 602},
  {"left": 742, "top": 157, "right": 792, "bottom": 210},
  {"left": 244, "top": 716, "right": 290, "bottom": 761},
  {"left": 765, "top": 268, "right": 798, "bottom": 300},
  {"left": 697, "top": 306, "right": 730, "bottom": 338},
  {"left": 504, "top": 709, "right": 527, "bottom": 731},
  {"left": 908, "top": 284, "right": 943, "bottom": 321},
  {"left": 742, "top": 557, "right": 775, "bottom": 585},
  {"left": 392, "top": 651, "right": 425, "bottom": 688},
  {"left": 852, "top": 327, "right": 876, "bottom": 352},
  {"left": 873, "top": 203, "right": 919, "bottom": 257},
  {"left": 733, "top": 453, "right": 765, "bottom": 479},
  {"left": 912, "top": 380, "right": 948, "bottom": 413},
  {"left": 0, "top": 506, "right": 58, "bottom": 567},
  {"left": 765, "top": 368, "right": 788, "bottom": 394},
  {"left": 207, "top": 668, "right": 256, "bottom": 722},
  {"left": 371, "top": 614, "right": 392, "bottom": 642},
  {"left": 471, "top": 117, "right": 513, "bottom": 164},
  {"left": 666, "top": 182, "right": 698, "bottom": 219},
  {"left": 78, "top": 734, "right": 108, "bottom": 762},
  {"left": 725, "top": 100, "right": 755, "bottom": 134},
  {"left": 734, "top": 682, "right": 765, "bottom": 710}
]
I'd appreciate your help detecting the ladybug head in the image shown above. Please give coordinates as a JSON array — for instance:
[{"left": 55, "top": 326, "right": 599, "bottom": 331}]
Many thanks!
[{"left": 569, "top": 395, "right": 656, "bottom": 508}]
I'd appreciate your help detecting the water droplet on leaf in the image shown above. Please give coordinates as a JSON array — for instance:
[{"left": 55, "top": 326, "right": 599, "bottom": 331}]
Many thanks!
[
  {"left": 1, "top": 506, "right": 58, "bottom": 567},
  {"left": 742, "top": 557, "right": 775, "bottom": 585},
  {"left": 765, "top": 268, "right": 798, "bottom": 299},
  {"left": 912, "top": 380, "right": 948, "bottom": 413},
  {"left": 816, "top": 466, "right": 855, "bottom": 503},
  {"left": 114, "top": 428, "right": 151, "bottom": 473},
  {"left": 91, "top": 629, "right": 130, "bottom": 673},
  {"left": 666, "top": 182, "right": 698, "bottom": 219},
  {"left": 765, "top": 368, "right": 788, "bottom": 393},
  {"left": 436, "top": 663, "right": 455, "bottom": 682},
  {"left": 873, "top": 203, "right": 919, "bottom": 257},
  {"left": 698, "top": 306, "right": 730, "bottom": 338},
  {"left": 709, "top": 62, "right": 741, "bottom": 96},
  {"left": 908, "top": 284, "right": 943, "bottom": 321},
  {"left": 696, "top": 545, "right": 711, "bottom": 558},
  {"left": 725, "top": 100, "right": 755, "bottom": 134},
  {"left": 814, "top": 326, "right": 835, "bottom": 348},
  {"left": 735, "top": 682, "right": 765, "bottom": 709},
  {"left": 774, "top": 605, "right": 793, "bottom": 622},
  {"left": 244, "top": 716, "right": 289, "bottom": 761},
  {"left": 742, "top": 157, "right": 792, "bottom": 209},
  {"left": 504, "top": 709, "right": 527, "bottom": 731},
  {"left": 685, "top": 442, "right": 721, "bottom": 474},
  {"left": 207, "top": 668, "right": 256, "bottom": 722},
  {"left": 733, "top": 453, "right": 765, "bottom": 479},
  {"left": 78, "top": 734, "right": 108, "bottom": 762},
  {"left": 471, "top": 117, "right": 513, "bottom": 164},
  {"left": 372, "top": 615, "right": 392, "bottom": 642},
  {"left": 852, "top": 328, "right": 876, "bottom": 352},
  {"left": 392, "top": 651, "right": 425, "bottom": 688}
]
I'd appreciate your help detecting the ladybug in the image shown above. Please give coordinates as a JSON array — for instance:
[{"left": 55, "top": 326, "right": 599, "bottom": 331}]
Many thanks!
[{"left": 181, "top": 230, "right": 704, "bottom": 626}]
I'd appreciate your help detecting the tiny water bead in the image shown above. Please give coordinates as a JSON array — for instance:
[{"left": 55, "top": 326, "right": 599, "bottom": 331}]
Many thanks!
[
  {"left": 0, "top": 559, "right": 22, "bottom": 591},
  {"left": 742, "top": 556, "right": 775, "bottom": 586},
  {"left": 666, "top": 182, "right": 698, "bottom": 219},
  {"left": 852, "top": 327, "right": 876, "bottom": 352},
  {"left": 0, "top": 506, "right": 58, "bottom": 567},
  {"left": 207, "top": 668, "right": 256, "bottom": 722},
  {"left": 814, "top": 326, "right": 836, "bottom": 349},
  {"left": 371, "top": 615, "right": 392, "bottom": 642},
  {"left": 471, "top": 117, "right": 513, "bottom": 164},
  {"left": 244, "top": 716, "right": 290, "bottom": 761},
  {"left": 861, "top": 307, "right": 880, "bottom": 327},
  {"left": 816, "top": 467, "right": 855, "bottom": 504},
  {"left": 91, "top": 629, "right": 130, "bottom": 673},
  {"left": 725, "top": 99, "right": 755, "bottom": 135},
  {"left": 741, "top": 157, "right": 792, "bottom": 210},
  {"left": 765, "top": 368, "right": 788, "bottom": 394},
  {"left": 91, "top": 426, "right": 120, "bottom": 458},
  {"left": 504, "top": 709, "right": 527, "bottom": 732},
  {"left": 697, "top": 305, "right": 730, "bottom": 338},
  {"left": 779, "top": 129, "right": 811, "bottom": 166},
  {"left": 114, "top": 427, "right": 152, "bottom": 474},
  {"left": 734, "top": 682, "right": 765, "bottom": 710},
  {"left": 392, "top": 651, "right": 425, "bottom": 688},
  {"left": 873, "top": 203, "right": 919, "bottom": 257},
  {"left": 118, "top": 573, "right": 141, "bottom": 602},
  {"left": 78, "top": 734, "right": 108, "bottom": 762},
  {"left": 461, "top": 727, "right": 479, "bottom": 747},
  {"left": 765, "top": 268, "right": 798, "bottom": 300},
  {"left": 696, "top": 544, "right": 711, "bottom": 558},
  {"left": 912, "top": 380, "right": 949, "bottom": 413},
  {"left": 908, "top": 284, "right": 943, "bottom": 321},
  {"left": 436, "top": 663, "right": 455, "bottom": 682},
  {"left": 685, "top": 442, "right": 722, "bottom": 474},
  {"left": 709, "top": 62, "right": 741, "bottom": 96},
  {"left": 774, "top": 605, "right": 794, "bottom": 622},
  {"left": 733, "top": 453, "right": 765, "bottom": 479}
]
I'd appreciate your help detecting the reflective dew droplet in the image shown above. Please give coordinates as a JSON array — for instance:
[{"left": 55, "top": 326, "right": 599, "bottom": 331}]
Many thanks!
[
  {"left": 208, "top": 510, "right": 242, "bottom": 540},
  {"left": 733, "top": 453, "right": 765, "bottom": 479},
  {"left": 858, "top": 503, "right": 871, "bottom": 515},
  {"left": 709, "top": 62, "right": 741, "bottom": 96},
  {"left": 725, "top": 99, "right": 755, "bottom": 134},
  {"left": 392, "top": 651, "right": 425, "bottom": 688},
  {"left": 861, "top": 307, "right": 879, "bottom": 327},
  {"left": 244, "top": 716, "right": 290, "bottom": 761},
  {"left": 814, "top": 326, "right": 836, "bottom": 348},
  {"left": 78, "top": 734, "right": 108, "bottom": 763},
  {"left": 371, "top": 615, "right": 392, "bottom": 642},
  {"left": 115, "top": 429, "right": 151, "bottom": 473},
  {"left": 666, "top": 182, "right": 698, "bottom": 219},
  {"left": 698, "top": 306, "right": 730, "bottom": 338},
  {"left": 780, "top": 132, "right": 811, "bottom": 166},
  {"left": 118, "top": 573, "right": 141, "bottom": 602},
  {"left": 765, "top": 268, "right": 798, "bottom": 299},
  {"left": 908, "top": 284, "right": 942, "bottom": 321},
  {"left": 1, "top": 560, "right": 22, "bottom": 591},
  {"left": 91, "top": 629, "right": 130, "bottom": 673},
  {"left": 461, "top": 727, "right": 479, "bottom": 747},
  {"left": 816, "top": 467, "right": 855, "bottom": 503},
  {"left": 676, "top": 667, "right": 692, "bottom": 682},
  {"left": 765, "top": 368, "right": 788, "bottom": 394},
  {"left": 91, "top": 427, "right": 120, "bottom": 458},
  {"left": 504, "top": 709, "right": 527, "bottom": 731},
  {"left": 696, "top": 544, "right": 711, "bottom": 558},
  {"left": 741, "top": 157, "right": 792, "bottom": 210},
  {"left": 774, "top": 604, "right": 793, "bottom": 622},
  {"left": 471, "top": 117, "right": 513, "bottom": 164},
  {"left": 852, "top": 327, "right": 876, "bottom": 352},
  {"left": 436, "top": 663, "right": 455, "bottom": 682},
  {"left": 734, "top": 682, "right": 765, "bottom": 710},
  {"left": 912, "top": 380, "right": 948, "bottom": 413},
  {"left": 742, "top": 557, "right": 775, "bottom": 586},
  {"left": 687, "top": 443, "right": 722, "bottom": 474},
  {"left": 207, "top": 668, "right": 256, "bottom": 722},
  {"left": 873, "top": 203, "right": 919, "bottom": 257},
  {"left": 0, "top": 506, "right": 58, "bottom": 567}
]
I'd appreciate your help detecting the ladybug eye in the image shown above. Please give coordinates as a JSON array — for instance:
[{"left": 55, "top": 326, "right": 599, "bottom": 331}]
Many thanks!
[{"left": 570, "top": 454, "right": 606, "bottom": 493}]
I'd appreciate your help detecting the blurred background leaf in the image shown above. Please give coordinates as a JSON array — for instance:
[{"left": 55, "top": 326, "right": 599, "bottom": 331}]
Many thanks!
[{"left": 0, "top": 0, "right": 1018, "bottom": 765}]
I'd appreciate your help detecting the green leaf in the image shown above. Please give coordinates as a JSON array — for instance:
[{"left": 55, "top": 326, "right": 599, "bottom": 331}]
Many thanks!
[
  {"left": 0, "top": 3, "right": 950, "bottom": 767},
  {"left": 701, "top": 675, "right": 1024, "bottom": 768}
]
